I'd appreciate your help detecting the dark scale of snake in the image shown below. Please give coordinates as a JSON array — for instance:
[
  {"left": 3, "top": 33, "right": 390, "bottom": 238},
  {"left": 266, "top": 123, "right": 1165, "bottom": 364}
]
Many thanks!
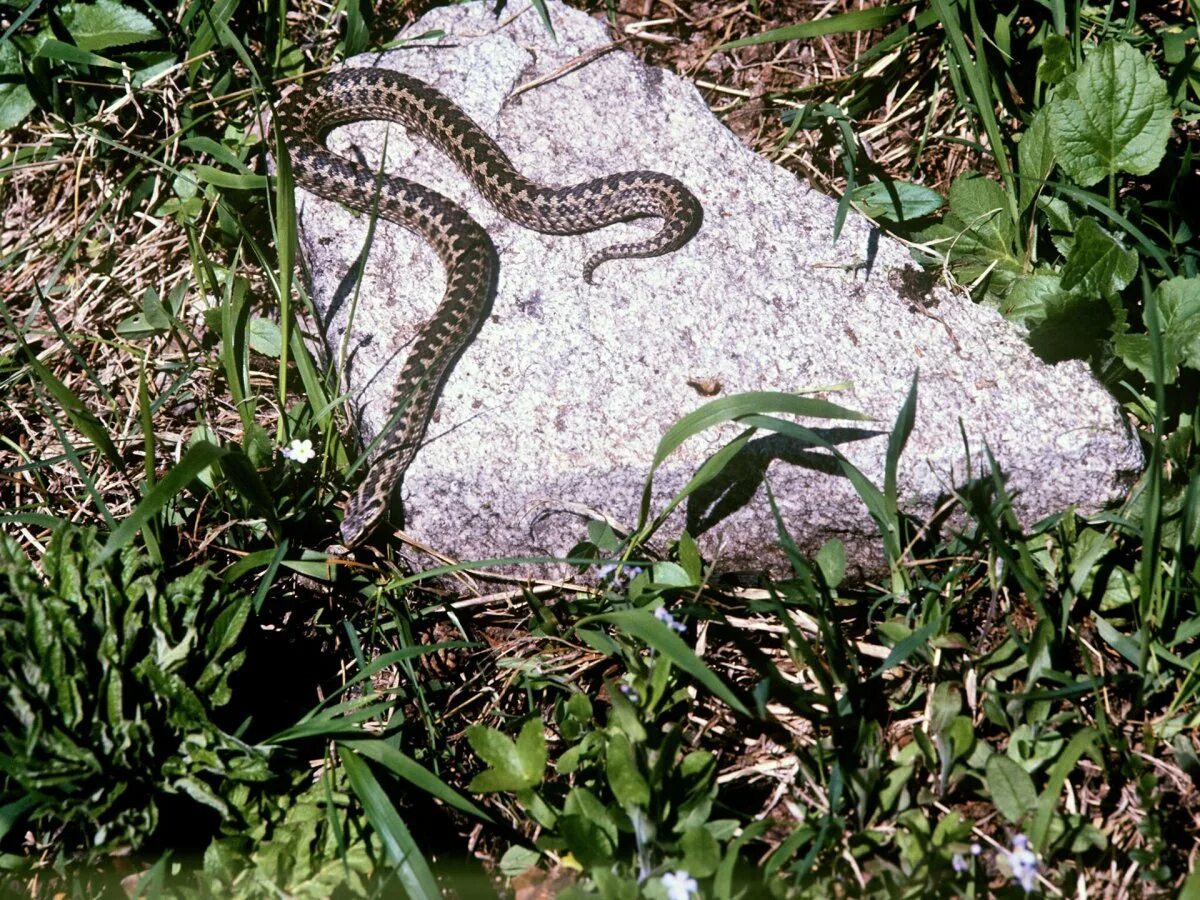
[{"left": 276, "top": 67, "right": 702, "bottom": 547}]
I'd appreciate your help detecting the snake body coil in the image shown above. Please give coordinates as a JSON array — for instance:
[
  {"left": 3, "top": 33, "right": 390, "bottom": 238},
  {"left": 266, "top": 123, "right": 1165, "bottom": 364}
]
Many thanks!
[{"left": 276, "top": 67, "right": 702, "bottom": 547}]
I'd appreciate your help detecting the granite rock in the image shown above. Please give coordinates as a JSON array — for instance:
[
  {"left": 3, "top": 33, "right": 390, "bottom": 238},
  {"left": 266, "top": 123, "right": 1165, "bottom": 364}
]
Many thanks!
[{"left": 287, "top": 0, "right": 1143, "bottom": 577}]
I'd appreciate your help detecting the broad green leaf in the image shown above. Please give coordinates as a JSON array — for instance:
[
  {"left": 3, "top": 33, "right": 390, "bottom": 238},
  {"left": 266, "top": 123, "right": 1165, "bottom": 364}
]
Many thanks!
[
  {"left": 247, "top": 316, "right": 281, "bottom": 357},
  {"left": 606, "top": 731, "right": 650, "bottom": 809},
  {"left": 851, "top": 179, "right": 943, "bottom": 221},
  {"left": 815, "top": 539, "right": 845, "bottom": 588},
  {"left": 62, "top": 0, "right": 159, "bottom": 50},
  {"left": 946, "top": 172, "right": 1016, "bottom": 254},
  {"left": 498, "top": 845, "right": 540, "bottom": 877},
  {"left": 563, "top": 787, "right": 618, "bottom": 847},
  {"left": 920, "top": 173, "right": 1022, "bottom": 294},
  {"left": 1037, "top": 196, "right": 1075, "bottom": 258},
  {"left": 1114, "top": 276, "right": 1200, "bottom": 381},
  {"left": 466, "top": 719, "right": 545, "bottom": 793},
  {"left": 986, "top": 754, "right": 1037, "bottom": 824},
  {"left": 0, "top": 42, "right": 35, "bottom": 129},
  {"left": 1017, "top": 108, "right": 1055, "bottom": 216},
  {"left": 681, "top": 825, "right": 721, "bottom": 877},
  {"left": 677, "top": 531, "right": 703, "bottom": 583},
  {"left": 1060, "top": 217, "right": 1137, "bottom": 297},
  {"left": 1049, "top": 41, "right": 1172, "bottom": 186},
  {"left": 928, "top": 682, "right": 961, "bottom": 735},
  {"left": 1181, "top": 868, "right": 1200, "bottom": 900},
  {"left": 999, "top": 272, "right": 1066, "bottom": 324},
  {"left": 650, "top": 561, "right": 694, "bottom": 588},
  {"left": 561, "top": 787, "right": 617, "bottom": 866}
]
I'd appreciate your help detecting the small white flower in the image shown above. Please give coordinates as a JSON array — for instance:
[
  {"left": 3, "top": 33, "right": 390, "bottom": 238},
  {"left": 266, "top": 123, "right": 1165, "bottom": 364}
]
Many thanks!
[
  {"left": 654, "top": 606, "right": 686, "bottom": 634},
  {"left": 952, "top": 853, "right": 968, "bottom": 873},
  {"left": 1002, "top": 835, "right": 1039, "bottom": 893},
  {"left": 971, "top": 842, "right": 982, "bottom": 856},
  {"left": 660, "top": 869, "right": 698, "bottom": 900},
  {"left": 618, "top": 682, "right": 641, "bottom": 704},
  {"left": 281, "top": 438, "right": 315, "bottom": 463}
]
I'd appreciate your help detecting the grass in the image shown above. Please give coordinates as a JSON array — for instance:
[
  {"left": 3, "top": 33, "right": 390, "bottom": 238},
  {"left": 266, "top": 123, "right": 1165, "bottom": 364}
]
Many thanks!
[{"left": 2, "top": 0, "right": 1200, "bottom": 897}]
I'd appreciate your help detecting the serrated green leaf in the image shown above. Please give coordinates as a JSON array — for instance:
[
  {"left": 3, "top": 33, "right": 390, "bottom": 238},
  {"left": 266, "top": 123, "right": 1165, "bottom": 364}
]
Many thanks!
[
  {"left": 466, "top": 719, "right": 545, "bottom": 793},
  {"left": 921, "top": 173, "right": 1022, "bottom": 293},
  {"left": 1038, "top": 33, "right": 1072, "bottom": 84},
  {"left": 1049, "top": 41, "right": 1172, "bottom": 186},
  {"left": 1114, "top": 276, "right": 1200, "bottom": 381},
  {"left": 1060, "top": 217, "right": 1137, "bottom": 296},
  {"left": 1037, "top": 195, "right": 1075, "bottom": 258},
  {"left": 62, "top": 0, "right": 160, "bottom": 50}
]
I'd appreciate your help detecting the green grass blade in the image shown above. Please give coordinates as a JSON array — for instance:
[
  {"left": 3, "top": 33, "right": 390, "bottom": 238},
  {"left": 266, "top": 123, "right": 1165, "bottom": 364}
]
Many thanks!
[
  {"left": 18, "top": 343, "right": 123, "bottom": 468},
  {"left": 99, "top": 441, "right": 229, "bottom": 563},
  {"left": 1029, "top": 727, "right": 1100, "bottom": 851},
  {"left": 341, "top": 739, "right": 494, "bottom": 823},
  {"left": 929, "top": 0, "right": 1019, "bottom": 229},
  {"left": 717, "top": 6, "right": 906, "bottom": 50},
  {"left": 339, "top": 747, "right": 443, "bottom": 900},
  {"left": 579, "top": 609, "right": 751, "bottom": 716},
  {"left": 637, "top": 390, "right": 867, "bottom": 528}
]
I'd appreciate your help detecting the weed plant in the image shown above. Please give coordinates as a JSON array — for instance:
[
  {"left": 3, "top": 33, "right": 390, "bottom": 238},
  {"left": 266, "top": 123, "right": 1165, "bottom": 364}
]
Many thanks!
[{"left": 1, "top": 0, "right": 1199, "bottom": 897}]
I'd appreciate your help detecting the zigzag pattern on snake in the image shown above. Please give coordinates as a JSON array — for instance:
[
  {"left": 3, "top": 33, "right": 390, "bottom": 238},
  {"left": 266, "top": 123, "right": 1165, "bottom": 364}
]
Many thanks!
[{"left": 276, "top": 67, "right": 702, "bottom": 547}]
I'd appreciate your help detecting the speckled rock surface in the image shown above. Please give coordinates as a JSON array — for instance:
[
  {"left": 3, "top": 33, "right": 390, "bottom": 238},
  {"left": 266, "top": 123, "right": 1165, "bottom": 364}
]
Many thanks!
[{"left": 287, "top": 0, "right": 1143, "bottom": 577}]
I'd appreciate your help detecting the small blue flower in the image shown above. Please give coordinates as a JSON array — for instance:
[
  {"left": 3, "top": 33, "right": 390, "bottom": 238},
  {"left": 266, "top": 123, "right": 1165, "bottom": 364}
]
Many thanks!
[
  {"left": 660, "top": 870, "right": 698, "bottom": 900},
  {"left": 654, "top": 605, "right": 686, "bottom": 634},
  {"left": 596, "top": 562, "right": 643, "bottom": 585},
  {"left": 971, "top": 842, "right": 982, "bottom": 856},
  {"left": 1002, "top": 834, "right": 1039, "bottom": 893},
  {"left": 952, "top": 853, "right": 968, "bottom": 873},
  {"left": 618, "top": 682, "right": 641, "bottom": 704}
]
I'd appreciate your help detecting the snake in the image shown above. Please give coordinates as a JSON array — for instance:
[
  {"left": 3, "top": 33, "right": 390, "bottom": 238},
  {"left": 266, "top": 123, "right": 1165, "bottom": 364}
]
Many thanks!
[{"left": 275, "top": 67, "right": 702, "bottom": 547}]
